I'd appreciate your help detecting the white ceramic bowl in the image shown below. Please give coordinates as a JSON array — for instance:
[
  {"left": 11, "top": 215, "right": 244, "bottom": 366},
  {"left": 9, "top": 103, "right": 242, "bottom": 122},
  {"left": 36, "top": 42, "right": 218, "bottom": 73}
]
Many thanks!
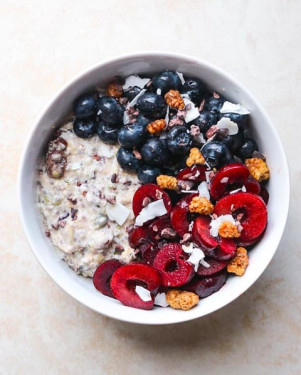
[{"left": 18, "top": 52, "right": 290, "bottom": 325}]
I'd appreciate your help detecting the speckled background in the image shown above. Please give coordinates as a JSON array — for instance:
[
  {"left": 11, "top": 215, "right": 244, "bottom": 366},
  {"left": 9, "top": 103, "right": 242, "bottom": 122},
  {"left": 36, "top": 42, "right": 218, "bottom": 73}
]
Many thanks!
[{"left": 1, "top": 1, "right": 300, "bottom": 374}]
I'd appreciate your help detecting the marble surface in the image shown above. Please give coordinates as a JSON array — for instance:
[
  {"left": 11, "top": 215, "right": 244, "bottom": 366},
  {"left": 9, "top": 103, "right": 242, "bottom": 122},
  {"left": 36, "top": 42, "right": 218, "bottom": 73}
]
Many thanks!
[{"left": 1, "top": 0, "right": 300, "bottom": 373}]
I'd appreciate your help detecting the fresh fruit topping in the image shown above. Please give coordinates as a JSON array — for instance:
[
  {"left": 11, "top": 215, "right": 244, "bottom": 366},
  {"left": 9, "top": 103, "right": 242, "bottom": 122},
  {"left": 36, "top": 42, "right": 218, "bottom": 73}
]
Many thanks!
[
  {"left": 139, "top": 242, "right": 159, "bottom": 264},
  {"left": 110, "top": 263, "right": 161, "bottom": 310},
  {"left": 196, "top": 258, "right": 227, "bottom": 276},
  {"left": 137, "top": 165, "right": 162, "bottom": 184},
  {"left": 73, "top": 92, "right": 97, "bottom": 118},
  {"left": 152, "top": 71, "right": 182, "bottom": 95},
  {"left": 210, "top": 163, "right": 250, "bottom": 200},
  {"left": 183, "top": 271, "right": 227, "bottom": 298},
  {"left": 166, "top": 289, "right": 199, "bottom": 310},
  {"left": 221, "top": 112, "right": 249, "bottom": 129},
  {"left": 123, "top": 86, "right": 141, "bottom": 101},
  {"left": 128, "top": 226, "right": 149, "bottom": 248},
  {"left": 189, "top": 196, "right": 214, "bottom": 215},
  {"left": 93, "top": 259, "right": 123, "bottom": 298},
  {"left": 140, "top": 138, "right": 170, "bottom": 166},
  {"left": 96, "top": 121, "right": 118, "bottom": 144},
  {"left": 218, "top": 131, "right": 245, "bottom": 153},
  {"left": 117, "top": 121, "right": 148, "bottom": 148},
  {"left": 192, "top": 216, "right": 219, "bottom": 251},
  {"left": 136, "top": 92, "right": 167, "bottom": 119},
  {"left": 227, "top": 247, "right": 249, "bottom": 276},
  {"left": 166, "top": 126, "right": 192, "bottom": 155},
  {"left": 170, "top": 193, "right": 198, "bottom": 237},
  {"left": 156, "top": 175, "right": 178, "bottom": 190},
  {"left": 204, "top": 93, "right": 225, "bottom": 112},
  {"left": 132, "top": 184, "right": 172, "bottom": 217},
  {"left": 214, "top": 192, "right": 268, "bottom": 246},
  {"left": 237, "top": 138, "right": 258, "bottom": 160},
  {"left": 116, "top": 147, "right": 141, "bottom": 171},
  {"left": 164, "top": 90, "right": 185, "bottom": 110},
  {"left": 177, "top": 165, "right": 207, "bottom": 182},
  {"left": 148, "top": 218, "right": 177, "bottom": 242},
  {"left": 181, "top": 78, "right": 206, "bottom": 105},
  {"left": 244, "top": 177, "right": 261, "bottom": 195},
  {"left": 186, "top": 147, "right": 205, "bottom": 167},
  {"left": 73, "top": 118, "right": 96, "bottom": 138},
  {"left": 153, "top": 243, "right": 194, "bottom": 287},
  {"left": 245, "top": 158, "right": 270, "bottom": 182},
  {"left": 201, "top": 141, "right": 234, "bottom": 168},
  {"left": 259, "top": 185, "right": 269, "bottom": 205},
  {"left": 97, "top": 96, "right": 124, "bottom": 126},
  {"left": 193, "top": 111, "right": 220, "bottom": 133}
]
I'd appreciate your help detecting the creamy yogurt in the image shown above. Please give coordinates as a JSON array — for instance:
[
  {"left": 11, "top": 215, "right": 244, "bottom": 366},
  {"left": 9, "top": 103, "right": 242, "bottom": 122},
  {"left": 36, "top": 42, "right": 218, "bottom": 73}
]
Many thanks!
[{"left": 37, "top": 122, "right": 140, "bottom": 277}]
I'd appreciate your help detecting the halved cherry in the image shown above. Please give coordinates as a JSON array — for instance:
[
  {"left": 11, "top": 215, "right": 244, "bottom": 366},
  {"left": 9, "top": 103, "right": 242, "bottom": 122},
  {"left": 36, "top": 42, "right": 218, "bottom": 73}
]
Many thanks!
[
  {"left": 93, "top": 259, "right": 123, "bottom": 298},
  {"left": 214, "top": 192, "right": 268, "bottom": 246},
  {"left": 192, "top": 216, "right": 218, "bottom": 252},
  {"left": 210, "top": 163, "right": 250, "bottom": 200},
  {"left": 153, "top": 243, "right": 194, "bottom": 287},
  {"left": 148, "top": 218, "right": 177, "bottom": 242},
  {"left": 259, "top": 185, "right": 269, "bottom": 205},
  {"left": 132, "top": 184, "right": 172, "bottom": 217},
  {"left": 170, "top": 193, "right": 198, "bottom": 237},
  {"left": 139, "top": 242, "right": 159, "bottom": 265},
  {"left": 110, "top": 263, "right": 161, "bottom": 310},
  {"left": 196, "top": 258, "right": 227, "bottom": 276},
  {"left": 177, "top": 165, "right": 208, "bottom": 182},
  {"left": 244, "top": 176, "right": 261, "bottom": 195},
  {"left": 182, "top": 271, "right": 227, "bottom": 298},
  {"left": 128, "top": 226, "right": 149, "bottom": 248}
]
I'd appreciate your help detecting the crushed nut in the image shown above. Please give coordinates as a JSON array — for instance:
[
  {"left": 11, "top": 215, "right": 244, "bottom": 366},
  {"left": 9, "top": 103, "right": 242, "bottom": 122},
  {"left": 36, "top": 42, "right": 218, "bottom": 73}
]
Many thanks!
[
  {"left": 107, "top": 81, "right": 123, "bottom": 98},
  {"left": 164, "top": 90, "right": 185, "bottom": 110},
  {"left": 218, "top": 221, "right": 241, "bottom": 238},
  {"left": 186, "top": 147, "right": 205, "bottom": 167},
  {"left": 227, "top": 247, "right": 249, "bottom": 276},
  {"left": 245, "top": 158, "right": 270, "bottom": 182},
  {"left": 166, "top": 289, "right": 199, "bottom": 311},
  {"left": 147, "top": 119, "right": 166, "bottom": 135},
  {"left": 156, "top": 175, "right": 178, "bottom": 190},
  {"left": 189, "top": 196, "right": 214, "bottom": 215}
]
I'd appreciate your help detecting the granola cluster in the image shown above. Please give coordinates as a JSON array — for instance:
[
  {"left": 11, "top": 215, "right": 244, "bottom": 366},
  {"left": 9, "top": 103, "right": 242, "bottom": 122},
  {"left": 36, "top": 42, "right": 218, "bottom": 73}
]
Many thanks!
[
  {"left": 186, "top": 147, "right": 205, "bottom": 167},
  {"left": 156, "top": 175, "right": 178, "bottom": 190},
  {"left": 166, "top": 289, "right": 199, "bottom": 311},
  {"left": 245, "top": 158, "right": 270, "bottom": 182},
  {"left": 218, "top": 221, "right": 241, "bottom": 238},
  {"left": 189, "top": 196, "right": 214, "bottom": 215},
  {"left": 107, "top": 81, "right": 123, "bottom": 99},
  {"left": 227, "top": 247, "right": 249, "bottom": 276},
  {"left": 147, "top": 119, "right": 166, "bottom": 135},
  {"left": 164, "top": 89, "right": 185, "bottom": 110}
]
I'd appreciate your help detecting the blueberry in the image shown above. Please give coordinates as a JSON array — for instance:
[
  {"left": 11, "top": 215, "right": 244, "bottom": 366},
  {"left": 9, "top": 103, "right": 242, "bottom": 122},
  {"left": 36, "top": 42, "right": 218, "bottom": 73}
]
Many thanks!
[
  {"left": 116, "top": 147, "right": 141, "bottom": 171},
  {"left": 136, "top": 93, "right": 167, "bottom": 119},
  {"left": 204, "top": 94, "right": 225, "bottom": 112},
  {"left": 97, "top": 96, "right": 124, "bottom": 126},
  {"left": 221, "top": 113, "right": 249, "bottom": 129},
  {"left": 73, "top": 118, "right": 96, "bottom": 138},
  {"left": 123, "top": 86, "right": 141, "bottom": 101},
  {"left": 237, "top": 138, "right": 258, "bottom": 160},
  {"left": 218, "top": 131, "right": 245, "bottom": 152},
  {"left": 137, "top": 165, "right": 162, "bottom": 184},
  {"left": 201, "top": 141, "right": 234, "bottom": 168},
  {"left": 181, "top": 78, "right": 206, "bottom": 105},
  {"left": 166, "top": 126, "right": 192, "bottom": 155},
  {"left": 152, "top": 71, "right": 182, "bottom": 95},
  {"left": 96, "top": 121, "right": 118, "bottom": 144},
  {"left": 117, "top": 116, "right": 149, "bottom": 148},
  {"left": 73, "top": 92, "right": 97, "bottom": 118},
  {"left": 191, "top": 111, "right": 219, "bottom": 133},
  {"left": 140, "top": 138, "right": 169, "bottom": 166}
]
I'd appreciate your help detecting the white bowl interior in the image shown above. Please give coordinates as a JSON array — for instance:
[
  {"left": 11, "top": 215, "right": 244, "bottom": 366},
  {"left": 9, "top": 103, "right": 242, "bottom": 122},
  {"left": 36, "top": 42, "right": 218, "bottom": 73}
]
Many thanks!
[{"left": 19, "top": 53, "right": 289, "bottom": 324}]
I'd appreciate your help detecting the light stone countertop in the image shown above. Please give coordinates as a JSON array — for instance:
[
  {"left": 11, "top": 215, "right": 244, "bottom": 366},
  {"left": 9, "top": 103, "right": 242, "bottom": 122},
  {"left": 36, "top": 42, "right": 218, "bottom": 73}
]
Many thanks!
[{"left": 0, "top": 1, "right": 300, "bottom": 374}]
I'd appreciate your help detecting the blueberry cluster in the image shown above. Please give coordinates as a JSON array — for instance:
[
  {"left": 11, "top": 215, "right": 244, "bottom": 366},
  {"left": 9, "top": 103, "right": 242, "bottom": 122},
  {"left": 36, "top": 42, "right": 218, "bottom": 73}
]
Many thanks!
[{"left": 72, "top": 70, "right": 259, "bottom": 183}]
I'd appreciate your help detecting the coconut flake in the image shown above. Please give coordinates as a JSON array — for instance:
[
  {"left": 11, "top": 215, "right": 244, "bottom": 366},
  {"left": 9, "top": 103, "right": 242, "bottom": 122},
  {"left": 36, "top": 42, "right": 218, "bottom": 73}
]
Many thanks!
[
  {"left": 188, "top": 221, "right": 194, "bottom": 232},
  {"left": 198, "top": 181, "right": 210, "bottom": 200},
  {"left": 193, "top": 133, "right": 206, "bottom": 144},
  {"left": 183, "top": 98, "right": 200, "bottom": 123},
  {"left": 182, "top": 243, "right": 206, "bottom": 272},
  {"left": 176, "top": 71, "right": 185, "bottom": 85},
  {"left": 135, "top": 199, "right": 167, "bottom": 227},
  {"left": 135, "top": 286, "right": 152, "bottom": 302},
  {"left": 220, "top": 101, "right": 250, "bottom": 115},
  {"left": 156, "top": 88, "right": 162, "bottom": 95},
  {"left": 220, "top": 177, "right": 229, "bottom": 183},
  {"left": 106, "top": 202, "right": 130, "bottom": 226},
  {"left": 217, "top": 117, "right": 239, "bottom": 135},
  {"left": 154, "top": 292, "right": 169, "bottom": 307},
  {"left": 181, "top": 190, "right": 198, "bottom": 194},
  {"left": 127, "top": 88, "right": 147, "bottom": 108},
  {"left": 164, "top": 105, "right": 170, "bottom": 127},
  {"left": 123, "top": 75, "right": 150, "bottom": 90},
  {"left": 209, "top": 214, "right": 236, "bottom": 237},
  {"left": 123, "top": 111, "right": 131, "bottom": 125},
  {"left": 200, "top": 259, "right": 210, "bottom": 268},
  {"left": 242, "top": 185, "right": 246, "bottom": 192},
  {"left": 99, "top": 143, "right": 115, "bottom": 158}
]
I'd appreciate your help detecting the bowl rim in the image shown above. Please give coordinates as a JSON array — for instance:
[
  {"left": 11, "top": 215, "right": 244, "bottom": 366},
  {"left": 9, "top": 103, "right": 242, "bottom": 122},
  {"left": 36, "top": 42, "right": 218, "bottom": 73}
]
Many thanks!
[{"left": 18, "top": 51, "right": 290, "bottom": 324}]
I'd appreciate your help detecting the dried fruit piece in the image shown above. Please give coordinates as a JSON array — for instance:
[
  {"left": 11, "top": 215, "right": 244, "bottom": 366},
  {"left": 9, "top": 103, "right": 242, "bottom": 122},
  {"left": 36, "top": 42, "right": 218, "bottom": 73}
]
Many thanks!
[
  {"left": 218, "top": 221, "right": 241, "bottom": 238},
  {"left": 245, "top": 158, "right": 270, "bottom": 182},
  {"left": 186, "top": 147, "right": 205, "bottom": 167},
  {"left": 166, "top": 289, "right": 199, "bottom": 310},
  {"left": 93, "top": 260, "right": 123, "bottom": 298},
  {"left": 110, "top": 264, "right": 161, "bottom": 310},
  {"left": 153, "top": 243, "right": 194, "bottom": 287},
  {"left": 164, "top": 89, "right": 185, "bottom": 110},
  {"left": 147, "top": 119, "right": 166, "bottom": 135},
  {"left": 156, "top": 175, "right": 178, "bottom": 190},
  {"left": 227, "top": 247, "right": 249, "bottom": 276},
  {"left": 189, "top": 196, "right": 214, "bottom": 215}
]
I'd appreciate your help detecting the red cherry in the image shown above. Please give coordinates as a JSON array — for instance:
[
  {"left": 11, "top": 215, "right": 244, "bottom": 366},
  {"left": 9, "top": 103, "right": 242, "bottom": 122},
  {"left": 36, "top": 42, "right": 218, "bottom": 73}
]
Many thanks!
[
  {"left": 196, "top": 258, "right": 227, "bottom": 277},
  {"left": 139, "top": 242, "right": 159, "bottom": 265},
  {"left": 148, "top": 218, "right": 177, "bottom": 242},
  {"left": 182, "top": 271, "right": 227, "bottom": 298},
  {"left": 244, "top": 176, "right": 261, "bottom": 195},
  {"left": 177, "top": 165, "right": 208, "bottom": 182},
  {"left": 214, "top": 192, "right": 268, "bottom": 246},
  {"left": 153, "top": 243, "right": 194, "bottom": 287},
  {"left": 93, "top": 260, "right": 123, "bottom": 298},
  {"left": 170, "top": 193, "right": 198, "bottom": 237},
  {"left": 110, "top": 263, "right": 161, "bottom": 310},
  {"left": 192, "top": 216, "right": 218, "bottom": 252},
  {"left": 132, "top": 184, "right": 172, "bottom": 217},
  {"left": 128, "top": 226, "right": 149, "bottom": 248},
  {"left": 259, "top": 185, "right": 269, "bottom": 205}
]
